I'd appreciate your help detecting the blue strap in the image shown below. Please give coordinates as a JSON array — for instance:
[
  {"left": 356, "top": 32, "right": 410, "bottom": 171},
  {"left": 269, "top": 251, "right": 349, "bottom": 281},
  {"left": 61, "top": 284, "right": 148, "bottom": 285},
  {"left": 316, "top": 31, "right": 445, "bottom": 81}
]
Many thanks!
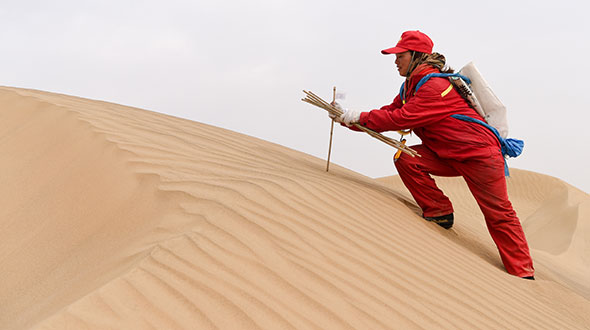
[
  {"left": 400, "top": 73, "right": 471, "bottom": 103},
  {"left": 451, "top": 114, "right": 524, "bottom": 176},
  {"left": 399, "top": 82, "right": 405, "bottom": 103},
  {"left": 416, "top": 73, "right": 472, "bottom": 92}
]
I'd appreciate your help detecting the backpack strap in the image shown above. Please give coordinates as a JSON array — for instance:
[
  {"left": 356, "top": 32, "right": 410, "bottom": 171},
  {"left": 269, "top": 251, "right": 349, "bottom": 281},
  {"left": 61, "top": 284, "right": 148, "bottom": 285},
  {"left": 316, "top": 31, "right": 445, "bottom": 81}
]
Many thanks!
[
  {"left": 399, "top": 81, "right": 406, "bottom": 104},
  {"left": 399, "top": 73, "right": 471, "bottom": 103},
  {"left": 451, "top": 114, "right": 524, "bottom": 176},
  {"left": 416, "top": 73, "right": 472, "bottom": 92}
]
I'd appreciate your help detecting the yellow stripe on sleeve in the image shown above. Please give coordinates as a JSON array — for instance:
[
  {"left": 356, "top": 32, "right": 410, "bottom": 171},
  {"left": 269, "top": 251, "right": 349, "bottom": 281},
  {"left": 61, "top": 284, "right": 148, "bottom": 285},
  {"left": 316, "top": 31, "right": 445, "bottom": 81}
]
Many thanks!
[{"left": 441, "top": 84, "right": 453, "bottom": 97}]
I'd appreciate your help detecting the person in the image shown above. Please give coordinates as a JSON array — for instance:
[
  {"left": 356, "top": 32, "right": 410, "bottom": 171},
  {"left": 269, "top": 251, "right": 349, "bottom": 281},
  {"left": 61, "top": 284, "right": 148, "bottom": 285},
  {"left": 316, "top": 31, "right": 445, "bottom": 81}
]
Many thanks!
[{"left": 332, "top": 30, "right": 535, "bottom": 280}]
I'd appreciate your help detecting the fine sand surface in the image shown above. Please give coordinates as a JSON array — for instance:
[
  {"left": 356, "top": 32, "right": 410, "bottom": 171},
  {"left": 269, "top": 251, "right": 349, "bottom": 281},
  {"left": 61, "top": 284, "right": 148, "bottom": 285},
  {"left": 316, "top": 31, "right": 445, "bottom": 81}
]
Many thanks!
[{"left": 1, "top": 86, "right": 589, "bottom": 329}]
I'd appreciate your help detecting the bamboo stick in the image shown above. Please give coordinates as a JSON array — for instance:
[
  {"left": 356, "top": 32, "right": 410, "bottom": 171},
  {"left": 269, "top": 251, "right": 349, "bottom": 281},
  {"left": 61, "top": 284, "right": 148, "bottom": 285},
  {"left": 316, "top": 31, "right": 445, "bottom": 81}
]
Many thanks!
[
  {"left": 302, "top": 90, "right": 420, "bottom": 157},
  {"left": 326, "top": 87, "right": 336, "bottom": 172}
]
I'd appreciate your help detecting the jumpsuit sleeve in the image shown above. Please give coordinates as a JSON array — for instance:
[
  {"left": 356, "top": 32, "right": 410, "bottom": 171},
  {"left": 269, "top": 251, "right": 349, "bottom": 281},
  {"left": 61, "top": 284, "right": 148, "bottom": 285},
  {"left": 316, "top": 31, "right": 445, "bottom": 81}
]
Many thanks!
[
  {"left": 358, "top": 81, "right": 455, "bottom": 133},
  {"left": 343, "top": 94, "right": 403, "bottom": 132},
  {"left": 378, "top": 94, "right": 403, "bottom": 111}
]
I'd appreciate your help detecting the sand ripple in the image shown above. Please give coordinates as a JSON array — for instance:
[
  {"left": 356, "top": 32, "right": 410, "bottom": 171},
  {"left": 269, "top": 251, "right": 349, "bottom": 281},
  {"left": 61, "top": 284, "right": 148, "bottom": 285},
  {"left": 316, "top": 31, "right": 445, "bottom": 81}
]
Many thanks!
[{"left": 0, "top": 87, "right": 588, "bottom": 329}]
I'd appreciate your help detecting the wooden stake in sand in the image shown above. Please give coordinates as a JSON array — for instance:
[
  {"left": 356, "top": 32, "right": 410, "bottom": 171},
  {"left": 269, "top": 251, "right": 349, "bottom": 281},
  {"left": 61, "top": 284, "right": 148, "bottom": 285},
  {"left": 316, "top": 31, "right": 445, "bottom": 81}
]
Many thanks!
[
  {"left": 302, "top": 90, "right": 420, "bottom": 158},
  {"left": 326, "top": 87, "right": 336, "bottom": 172}
]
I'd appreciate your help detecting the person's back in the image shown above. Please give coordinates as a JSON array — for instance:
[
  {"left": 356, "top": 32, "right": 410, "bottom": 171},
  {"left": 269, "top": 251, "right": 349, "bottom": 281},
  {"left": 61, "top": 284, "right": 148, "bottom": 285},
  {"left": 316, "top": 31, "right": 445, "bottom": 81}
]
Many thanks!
[{"left": 362, "top": 63, "right": 500, "bottom": 161}]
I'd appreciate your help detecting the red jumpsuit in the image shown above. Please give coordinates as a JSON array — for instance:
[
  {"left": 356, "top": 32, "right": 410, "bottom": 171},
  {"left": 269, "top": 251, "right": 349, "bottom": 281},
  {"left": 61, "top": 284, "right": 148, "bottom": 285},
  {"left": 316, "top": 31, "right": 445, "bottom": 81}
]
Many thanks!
[{"left": 352, "top": 64, "right": 534, "bottom": 277}]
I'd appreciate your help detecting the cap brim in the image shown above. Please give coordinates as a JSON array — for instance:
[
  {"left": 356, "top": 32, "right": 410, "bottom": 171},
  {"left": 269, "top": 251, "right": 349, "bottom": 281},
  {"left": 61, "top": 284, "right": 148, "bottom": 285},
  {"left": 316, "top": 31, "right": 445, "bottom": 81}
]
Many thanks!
[{"left": 381, "top": 46, "right": 409, "bottom": 55}]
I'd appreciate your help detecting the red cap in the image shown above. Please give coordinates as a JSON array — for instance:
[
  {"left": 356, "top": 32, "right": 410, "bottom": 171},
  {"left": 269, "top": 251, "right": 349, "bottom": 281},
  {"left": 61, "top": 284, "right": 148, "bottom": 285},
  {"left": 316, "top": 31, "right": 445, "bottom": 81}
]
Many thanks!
[{"left": 381, "top": 30, "right": 433, "bottom": 55}]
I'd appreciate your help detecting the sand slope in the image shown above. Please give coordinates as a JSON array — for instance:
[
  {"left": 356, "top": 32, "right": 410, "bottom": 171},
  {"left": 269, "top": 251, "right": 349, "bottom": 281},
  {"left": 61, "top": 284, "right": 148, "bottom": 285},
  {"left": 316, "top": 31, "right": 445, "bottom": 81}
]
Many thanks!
[{"left": 0, "top": 86, "right": 588, "bottom": 329}]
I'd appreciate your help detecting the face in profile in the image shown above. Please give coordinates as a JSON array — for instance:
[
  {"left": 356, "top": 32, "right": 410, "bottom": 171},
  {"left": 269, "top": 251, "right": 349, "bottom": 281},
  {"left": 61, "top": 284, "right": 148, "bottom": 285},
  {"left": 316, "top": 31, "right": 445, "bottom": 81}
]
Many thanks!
[{"left": 395, "top": 51, "right": 413, "bottom": 77}]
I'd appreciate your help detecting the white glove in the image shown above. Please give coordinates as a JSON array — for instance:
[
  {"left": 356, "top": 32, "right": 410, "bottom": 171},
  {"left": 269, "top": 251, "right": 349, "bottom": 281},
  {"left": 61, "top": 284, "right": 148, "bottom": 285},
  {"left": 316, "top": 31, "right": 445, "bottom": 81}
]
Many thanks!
[
  {"left": 329, "top": 101, "right": 343, "bottom": 121},
  {"left": 340, "top": 109, "right": 360, "bottom": 126}
]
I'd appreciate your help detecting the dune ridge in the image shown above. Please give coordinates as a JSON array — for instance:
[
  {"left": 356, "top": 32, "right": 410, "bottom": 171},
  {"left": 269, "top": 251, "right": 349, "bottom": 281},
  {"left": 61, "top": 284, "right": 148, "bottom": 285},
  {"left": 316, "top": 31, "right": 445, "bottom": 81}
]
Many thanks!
[{"left": 0, "top": 86, "right": 588, "bottom": 329}]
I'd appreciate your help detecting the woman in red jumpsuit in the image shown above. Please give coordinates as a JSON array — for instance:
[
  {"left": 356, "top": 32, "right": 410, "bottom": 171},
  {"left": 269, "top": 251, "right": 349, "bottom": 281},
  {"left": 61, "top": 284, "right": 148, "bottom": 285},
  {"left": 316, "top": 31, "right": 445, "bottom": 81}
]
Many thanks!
[{"left": 335, "top": 30, "right": 535, "bottom": 279}]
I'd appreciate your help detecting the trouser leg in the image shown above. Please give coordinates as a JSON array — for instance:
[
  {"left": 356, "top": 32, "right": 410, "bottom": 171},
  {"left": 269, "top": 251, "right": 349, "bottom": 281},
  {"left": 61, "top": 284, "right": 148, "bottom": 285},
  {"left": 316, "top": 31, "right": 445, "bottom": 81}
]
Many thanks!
[
  {"left": 454, "top": 154, "right": 535, "bottom": 277},
  {"left": 394, "top": 145, "right": 459, "bottom": 218}
]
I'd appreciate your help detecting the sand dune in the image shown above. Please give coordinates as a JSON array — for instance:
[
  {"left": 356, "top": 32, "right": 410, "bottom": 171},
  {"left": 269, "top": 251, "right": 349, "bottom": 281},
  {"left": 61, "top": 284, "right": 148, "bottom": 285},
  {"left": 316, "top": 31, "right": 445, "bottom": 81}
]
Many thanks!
[{"left": 1, "top": 86, "right": 588, "bottom": 329}]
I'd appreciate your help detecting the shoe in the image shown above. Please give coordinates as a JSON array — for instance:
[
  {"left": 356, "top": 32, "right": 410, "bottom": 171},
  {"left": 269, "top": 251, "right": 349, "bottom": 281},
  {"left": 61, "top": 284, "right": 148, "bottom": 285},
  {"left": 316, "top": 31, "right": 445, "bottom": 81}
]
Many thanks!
[
  {"left": 521, "top": 276, "right": 535, "bottom": 280},
  {"left": 424, "top": 213, "right": 454, "bottom": 229}
]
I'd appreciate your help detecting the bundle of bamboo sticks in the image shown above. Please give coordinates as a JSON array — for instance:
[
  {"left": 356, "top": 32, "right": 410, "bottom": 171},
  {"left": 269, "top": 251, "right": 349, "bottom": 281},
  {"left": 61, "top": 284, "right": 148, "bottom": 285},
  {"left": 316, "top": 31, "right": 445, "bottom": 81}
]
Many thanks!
[{"left": 302, "top": 90, "right": 420, "bottom": 158}]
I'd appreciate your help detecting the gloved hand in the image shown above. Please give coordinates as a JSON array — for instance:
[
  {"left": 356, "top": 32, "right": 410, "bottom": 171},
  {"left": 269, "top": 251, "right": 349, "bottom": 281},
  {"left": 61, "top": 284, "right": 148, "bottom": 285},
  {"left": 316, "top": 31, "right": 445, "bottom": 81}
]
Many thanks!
[
  {"left": 329, "top": 101, "right": 343, "bottom": 121},
  {"left": 340, "top": 109, "right": 360, "bottom": 126}
]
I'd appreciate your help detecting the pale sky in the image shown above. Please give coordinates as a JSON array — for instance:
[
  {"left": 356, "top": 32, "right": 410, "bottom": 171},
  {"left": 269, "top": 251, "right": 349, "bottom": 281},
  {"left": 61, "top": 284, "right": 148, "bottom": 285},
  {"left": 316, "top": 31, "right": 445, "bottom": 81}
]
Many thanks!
[{"left": 1, "top": 0, "right": 589, "bottom": 193}]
